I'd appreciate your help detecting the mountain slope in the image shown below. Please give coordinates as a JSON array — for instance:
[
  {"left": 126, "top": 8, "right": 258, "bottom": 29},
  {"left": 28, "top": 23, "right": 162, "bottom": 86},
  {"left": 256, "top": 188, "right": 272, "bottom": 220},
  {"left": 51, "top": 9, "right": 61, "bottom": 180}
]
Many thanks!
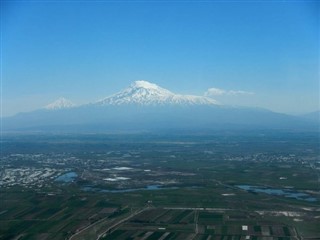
[{"left": 96, "top": 80, "right": 218, "bottom": 106}]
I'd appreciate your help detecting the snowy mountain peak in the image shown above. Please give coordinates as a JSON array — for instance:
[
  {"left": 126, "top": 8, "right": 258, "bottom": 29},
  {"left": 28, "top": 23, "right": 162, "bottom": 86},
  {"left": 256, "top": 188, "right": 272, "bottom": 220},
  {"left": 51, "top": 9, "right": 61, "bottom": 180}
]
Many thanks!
[
  {"left": 131, "top": 80, "right": 161, "bottom": 90},
  {"left": 129, "top": 80, "right": 173, "bottom": 95},
  {"left": 45, "top": 97, "right": 76, "bottom": 110},
  {"left": 96, "top": 80, "right": 219, "bottom": 106}
]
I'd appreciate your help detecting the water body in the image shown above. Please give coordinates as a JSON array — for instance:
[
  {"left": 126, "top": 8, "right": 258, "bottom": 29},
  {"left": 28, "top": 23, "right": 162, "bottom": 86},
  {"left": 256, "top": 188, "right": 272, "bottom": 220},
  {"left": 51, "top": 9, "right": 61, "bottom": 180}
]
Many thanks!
[
  {"left": 237, "top": 185, "right": 317, "bottom": 202},
  {"left": 55, "top": 172, "right": 78, "bottom": 183},
  {"left": 82, "top": 184, "right": 180, "bottom": 193}
]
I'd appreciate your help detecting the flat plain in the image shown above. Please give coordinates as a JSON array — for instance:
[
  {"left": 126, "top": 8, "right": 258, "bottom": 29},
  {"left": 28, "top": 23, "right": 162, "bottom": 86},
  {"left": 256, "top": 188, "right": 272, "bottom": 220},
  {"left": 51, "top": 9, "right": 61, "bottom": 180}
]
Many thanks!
[{"left": 0, "top": 131, "right": 319, "bottom": 239}]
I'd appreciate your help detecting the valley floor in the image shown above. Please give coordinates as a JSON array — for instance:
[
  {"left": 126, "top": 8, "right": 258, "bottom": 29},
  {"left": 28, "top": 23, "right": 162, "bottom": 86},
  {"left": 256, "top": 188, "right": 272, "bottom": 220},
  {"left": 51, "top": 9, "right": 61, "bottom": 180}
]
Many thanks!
[{"left": 0, "top": 132, "right": 319, "bottom": 239}]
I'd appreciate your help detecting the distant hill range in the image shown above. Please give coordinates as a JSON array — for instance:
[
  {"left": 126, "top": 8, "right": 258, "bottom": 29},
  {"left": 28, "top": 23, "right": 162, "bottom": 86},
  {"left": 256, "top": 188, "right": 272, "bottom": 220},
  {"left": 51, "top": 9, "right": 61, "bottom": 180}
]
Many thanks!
[
  {"left": 2, "top": 81, "right": 319, "bottom": 132},
  {"left": 300, "top": 111, "right": 320, "bottom": 123}
]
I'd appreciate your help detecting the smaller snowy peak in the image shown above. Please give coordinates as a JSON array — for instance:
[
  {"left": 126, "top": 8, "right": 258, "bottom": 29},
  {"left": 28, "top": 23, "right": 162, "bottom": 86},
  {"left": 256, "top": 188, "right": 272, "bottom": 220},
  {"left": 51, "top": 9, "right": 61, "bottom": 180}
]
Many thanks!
[{"left": 45, "top": 97, "right": 76, "bottom": 110}]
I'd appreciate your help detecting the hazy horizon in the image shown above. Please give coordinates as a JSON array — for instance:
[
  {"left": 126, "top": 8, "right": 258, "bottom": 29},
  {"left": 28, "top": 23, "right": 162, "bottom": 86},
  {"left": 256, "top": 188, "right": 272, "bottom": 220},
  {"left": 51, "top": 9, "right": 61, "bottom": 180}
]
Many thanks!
[{"left": 2, "top": 1, "right": 319, "bottom": 117}]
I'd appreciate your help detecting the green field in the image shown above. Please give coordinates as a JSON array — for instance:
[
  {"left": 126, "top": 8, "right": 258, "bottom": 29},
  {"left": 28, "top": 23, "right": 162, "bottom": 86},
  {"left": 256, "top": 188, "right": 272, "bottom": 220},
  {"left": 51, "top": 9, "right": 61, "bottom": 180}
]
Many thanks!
[
  {"left": 101, "top": 208, "right": 299, "bottom": 240},
  {"left": 0, "top": 132, "right": 319, "bottom": 239}
]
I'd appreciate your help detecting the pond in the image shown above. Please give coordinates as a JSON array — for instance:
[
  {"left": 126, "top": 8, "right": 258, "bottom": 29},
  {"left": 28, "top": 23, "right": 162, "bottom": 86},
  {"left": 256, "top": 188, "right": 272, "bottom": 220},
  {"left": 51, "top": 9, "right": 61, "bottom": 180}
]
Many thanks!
[
  {"left": 236, "top": 185, "right": 317, "bottom": 202},
  {"left": 55, "top": 172, "right": 78, "bottom": 183}
]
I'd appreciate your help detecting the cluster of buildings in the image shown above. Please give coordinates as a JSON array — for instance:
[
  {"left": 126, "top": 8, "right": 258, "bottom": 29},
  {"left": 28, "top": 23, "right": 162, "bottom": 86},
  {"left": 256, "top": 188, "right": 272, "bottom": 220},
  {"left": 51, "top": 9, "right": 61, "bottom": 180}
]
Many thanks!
[{"left": 0, "top": 167, "right": 61, "bottom": 188}]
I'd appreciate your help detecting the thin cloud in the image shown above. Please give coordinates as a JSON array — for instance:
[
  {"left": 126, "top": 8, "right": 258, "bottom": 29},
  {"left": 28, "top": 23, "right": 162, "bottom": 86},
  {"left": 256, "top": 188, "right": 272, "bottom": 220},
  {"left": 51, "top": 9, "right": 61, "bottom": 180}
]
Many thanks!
[
  {"left": 205, "top": 88, "right": 226, "bottom": 96},
  {"left": 205, "top": 88, "right": 254, "bottom": 97}
]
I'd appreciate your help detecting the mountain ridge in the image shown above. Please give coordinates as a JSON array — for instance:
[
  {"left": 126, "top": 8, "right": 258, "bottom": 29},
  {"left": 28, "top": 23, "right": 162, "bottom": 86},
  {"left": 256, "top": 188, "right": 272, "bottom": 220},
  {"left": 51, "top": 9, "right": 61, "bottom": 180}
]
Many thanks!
[
  {"left": 43, "top": 81, "right": 219, "bottom": 110},
  {"left": 2, "top": 80, "right": 318, "bottom": 132}
]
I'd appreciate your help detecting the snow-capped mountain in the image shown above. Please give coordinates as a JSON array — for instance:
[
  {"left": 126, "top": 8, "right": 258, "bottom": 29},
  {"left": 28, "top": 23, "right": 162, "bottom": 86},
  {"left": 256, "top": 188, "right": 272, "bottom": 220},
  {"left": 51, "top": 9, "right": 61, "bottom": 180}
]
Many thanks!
[
  {"left": 96, "top": 80, "right": 218, "bottom": 106},
  {"left": 45, "top": 97, "right": 75, "bottom": 110},
  {"left": 2, "top": 80, "right": 317, "bottom": 132}
]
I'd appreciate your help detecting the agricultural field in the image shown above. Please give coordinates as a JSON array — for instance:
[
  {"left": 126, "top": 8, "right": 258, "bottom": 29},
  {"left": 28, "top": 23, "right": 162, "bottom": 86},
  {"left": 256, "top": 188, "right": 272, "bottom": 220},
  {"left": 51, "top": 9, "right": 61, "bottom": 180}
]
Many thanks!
[
  {"left": 101, "top": 208, "right": 299, "bottom": 240},
  {"left": 0, "top": 132, "right": 319, "bottom": 239}
]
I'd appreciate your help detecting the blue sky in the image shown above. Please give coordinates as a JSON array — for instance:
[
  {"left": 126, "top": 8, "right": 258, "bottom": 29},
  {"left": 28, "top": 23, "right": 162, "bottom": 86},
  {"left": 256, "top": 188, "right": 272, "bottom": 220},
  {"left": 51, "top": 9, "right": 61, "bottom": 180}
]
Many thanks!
[{"left": 1, "top": 1, "right": 319, "bottom": 116}]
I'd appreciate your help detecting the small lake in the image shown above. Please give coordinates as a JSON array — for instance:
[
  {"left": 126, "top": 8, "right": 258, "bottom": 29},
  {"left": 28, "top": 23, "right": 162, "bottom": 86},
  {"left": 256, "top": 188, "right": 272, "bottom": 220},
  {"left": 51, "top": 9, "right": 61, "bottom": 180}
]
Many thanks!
[
  {"left": 82, "top": 184, "right": 179, "bottom": 193},
  {"left": 55, "top": 172, "right": 78, "bottom": 183},
  {"left": 236, "top": 185, "right": 317, "bottom": 202}
]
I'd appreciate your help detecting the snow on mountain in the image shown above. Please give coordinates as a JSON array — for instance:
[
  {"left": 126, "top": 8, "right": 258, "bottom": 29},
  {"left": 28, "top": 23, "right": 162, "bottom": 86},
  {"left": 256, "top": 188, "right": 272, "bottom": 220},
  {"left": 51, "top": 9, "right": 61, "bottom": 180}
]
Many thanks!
[
  {"left": 3, "top": 81, "right": 317, "bottom": 132},
  {"left": 96, "top": 80, "right": 219, "bottom": 106},
  {"left": 45, "top": 97, "right": 76, "bottom": 110}
]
